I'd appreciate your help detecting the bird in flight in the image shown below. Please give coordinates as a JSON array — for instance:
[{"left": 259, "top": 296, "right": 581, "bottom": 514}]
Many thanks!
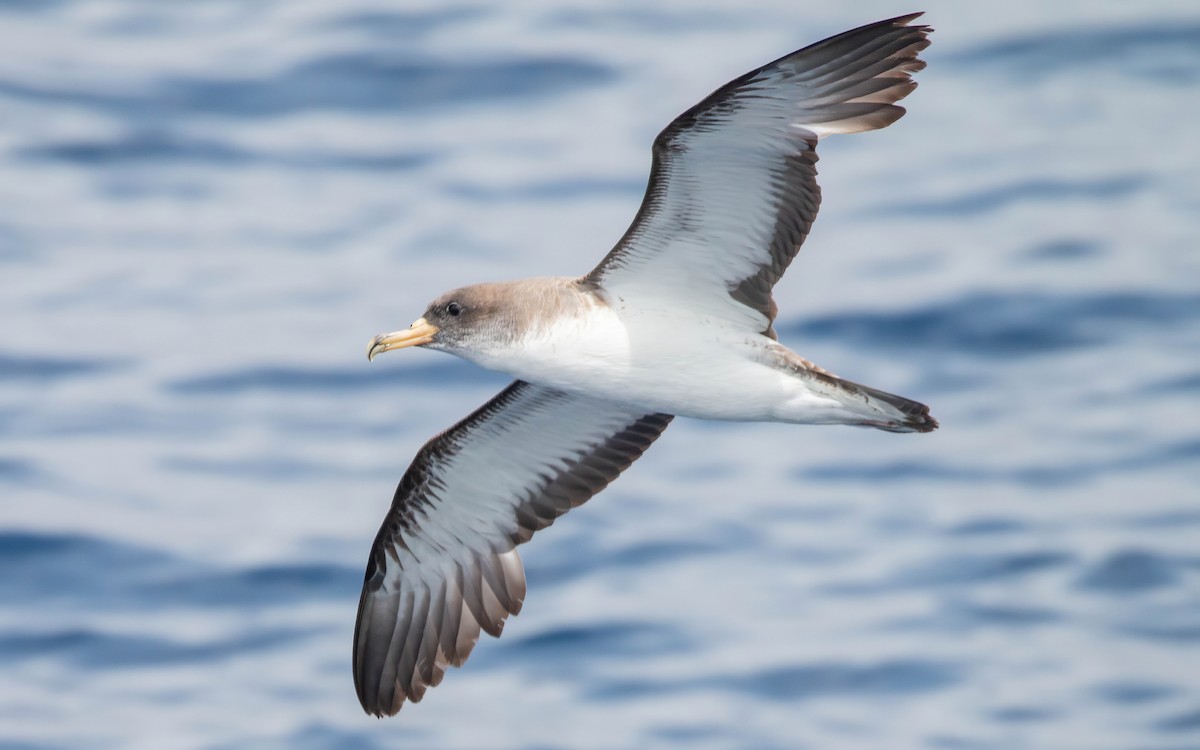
[{"left": 355, "top": 13, "right": 935, "bottom": 716}]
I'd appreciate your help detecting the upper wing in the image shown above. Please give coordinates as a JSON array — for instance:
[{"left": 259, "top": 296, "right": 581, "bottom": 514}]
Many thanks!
[
  {"left": 585, "top": 14, "right": 931, "bottom": 338},
  {"left": 353, "top": 380, "right": 672, "bottom": 715}
]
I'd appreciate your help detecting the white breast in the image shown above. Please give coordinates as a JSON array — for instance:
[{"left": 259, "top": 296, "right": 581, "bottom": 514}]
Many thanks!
[{"left": 466, "top": 297, "right": 797, "bottom": 421}]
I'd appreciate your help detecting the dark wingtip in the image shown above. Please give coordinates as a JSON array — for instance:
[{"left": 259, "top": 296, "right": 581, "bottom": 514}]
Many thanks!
[{"left": 886, "top": 11, "right": 931, "bottom": 32}]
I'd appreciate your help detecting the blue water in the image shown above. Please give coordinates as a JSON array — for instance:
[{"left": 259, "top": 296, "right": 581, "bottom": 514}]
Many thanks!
[{"left": 3, "top": 2, "right": 1199, "bottom": 748}]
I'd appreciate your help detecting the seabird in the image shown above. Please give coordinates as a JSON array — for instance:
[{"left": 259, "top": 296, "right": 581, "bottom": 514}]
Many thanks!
[{"left": 355, "top": 13, "right": 936, "bottom": 715}]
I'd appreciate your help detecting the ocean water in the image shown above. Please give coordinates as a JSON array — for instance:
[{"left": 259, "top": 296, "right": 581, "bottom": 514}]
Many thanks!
[{"left": 2, "top": 1, "right": 1199, "bottom": 748}]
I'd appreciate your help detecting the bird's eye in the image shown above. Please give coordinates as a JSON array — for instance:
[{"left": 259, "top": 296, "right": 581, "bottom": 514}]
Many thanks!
[{"left": 446, "top": 302, "right": 463, "bottom": 317}]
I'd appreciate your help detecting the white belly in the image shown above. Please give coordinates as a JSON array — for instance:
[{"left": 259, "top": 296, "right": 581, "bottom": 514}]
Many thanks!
[{"left": 464, "top": 302, "right": 802, "bottom": 421}]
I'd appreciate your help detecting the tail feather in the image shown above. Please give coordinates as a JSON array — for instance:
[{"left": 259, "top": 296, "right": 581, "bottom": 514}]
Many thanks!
[
  {"left": 772, "top": 347, "right": 938, "bottom": 433},
  {"left": 848, "top": 380, "right": 939, "bottom": 433}
]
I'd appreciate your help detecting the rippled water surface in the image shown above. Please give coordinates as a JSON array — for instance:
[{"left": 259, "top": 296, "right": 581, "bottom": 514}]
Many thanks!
[{"left": 3, "top": 1, "right": 1199, "bottom": 748}]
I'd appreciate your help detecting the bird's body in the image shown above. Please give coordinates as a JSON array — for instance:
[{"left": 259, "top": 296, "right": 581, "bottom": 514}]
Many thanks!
[
  {"left": 354, "top": 13, "right": 938, "bottom": 715},
  {"left": 450, "top": 277, "right": 929, "bottom": 428}
]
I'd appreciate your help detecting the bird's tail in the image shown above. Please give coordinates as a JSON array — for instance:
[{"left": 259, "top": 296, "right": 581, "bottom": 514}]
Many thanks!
[
  {"left": 772, "top": 347, "right": 937, "bottom": 433},
  {"left": 843, "top": 379, "right": 939, "bottom": 433}
]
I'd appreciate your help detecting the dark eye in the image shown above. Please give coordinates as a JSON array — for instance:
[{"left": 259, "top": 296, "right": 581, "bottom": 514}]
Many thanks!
[{"left": 446, "top": 301, "right": 463, "bottom": 317}]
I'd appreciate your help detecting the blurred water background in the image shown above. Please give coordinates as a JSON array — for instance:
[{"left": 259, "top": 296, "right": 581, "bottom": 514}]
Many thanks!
[{"left": 2, "top": 1, "right": 1199, "bottom": 748}]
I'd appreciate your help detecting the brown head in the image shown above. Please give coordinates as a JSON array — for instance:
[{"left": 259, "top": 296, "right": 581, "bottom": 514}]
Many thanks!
[{"left": 366, "top": 279, "right": 575, "bottom": 361}]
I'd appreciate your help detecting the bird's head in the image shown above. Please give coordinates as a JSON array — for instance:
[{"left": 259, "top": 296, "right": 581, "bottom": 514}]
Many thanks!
[{"left": 366, "top": 283, "right": 525, "bottom": 361}]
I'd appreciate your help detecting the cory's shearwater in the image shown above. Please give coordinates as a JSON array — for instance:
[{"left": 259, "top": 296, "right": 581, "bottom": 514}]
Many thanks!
[{"left": 355, "top": 13, "right": 936, "bottom": 716}]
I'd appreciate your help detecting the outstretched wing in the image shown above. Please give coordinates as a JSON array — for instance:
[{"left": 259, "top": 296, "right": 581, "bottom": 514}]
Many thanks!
[
  {"left": 353, "top": 380, "right": 672, "bottom": 715},
  {"left": 586, "top": 14, "right": 931, "bottom": 338}
]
